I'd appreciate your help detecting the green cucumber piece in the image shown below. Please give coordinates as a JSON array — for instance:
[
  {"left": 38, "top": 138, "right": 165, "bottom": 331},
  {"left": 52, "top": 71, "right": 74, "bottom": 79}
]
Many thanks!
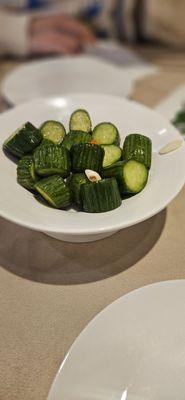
[
  {"left": 69, "top": 109, "right": 92, "bottom": 132},
  {"left": 40, "top": 120, "right": 66, "bottom": 144},
  {"left": 62, "top": 130, "right": 91, "bottom": 151},
  {"left": 17, "top": 155, "right": 38, "bottom": 191},
  {"left": 71, "top": 143, "right": 104, "bottom": 173},
  {"left": 122, "top": 133, "right": 152, "bottom": 169},
  {"left": 68, "top": 173, "right": 88, "bottom": 206},
  {"left": 92, "top": 122, "right": 120, "bottom": 145},
  {"left": 103, "top": 160, "right": 148, "bottom": 195},
  {"left": 81, "top": 177, "right": 121, "bottom": 213},
  {"left": 34, "top": 139, "right": 70, "bottom": 177},
  {"left": 35, "top": 175, "right": 72, "bottom": 209},
  {"left": 172, "top": 110, "right": 185, "bottom": 136},
  {"left": 101, "top": 145, "right": 122, "bottom": 168},
  {"left": 123, "top": 160, "right": 148, "bottom": 193},
  {"left": 34, "top": 193, "right": 51, "bottom": 207},
  {"left": 3, "top": 122, "right": 42, "bottom": 158}
]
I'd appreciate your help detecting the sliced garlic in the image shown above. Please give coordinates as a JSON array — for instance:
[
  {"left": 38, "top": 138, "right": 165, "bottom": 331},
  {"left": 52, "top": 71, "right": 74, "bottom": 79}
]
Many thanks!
[
  {"left": 85, "top": 169, "right": 101, "bottom": 183},
  {"left": 159, "top": 140, "right": 183, "bottom": 155}
]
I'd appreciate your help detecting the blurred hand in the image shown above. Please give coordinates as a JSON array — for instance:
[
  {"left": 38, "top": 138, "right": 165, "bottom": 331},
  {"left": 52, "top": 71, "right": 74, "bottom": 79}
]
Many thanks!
[{"left": 29, "top": 14, "right": 95, "bottom": 55}]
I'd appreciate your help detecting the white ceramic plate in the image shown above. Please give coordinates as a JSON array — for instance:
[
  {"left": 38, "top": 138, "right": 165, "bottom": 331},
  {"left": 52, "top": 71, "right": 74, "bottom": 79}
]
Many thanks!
[
  {"left": 0, "top": 93, "right": 184, "bottom": 242},
  {"left": 48, "top": 280, "right": 185, "bottom": 400},
  {"left": 1, "top": 55, "right": 134, "bottom": 106}
]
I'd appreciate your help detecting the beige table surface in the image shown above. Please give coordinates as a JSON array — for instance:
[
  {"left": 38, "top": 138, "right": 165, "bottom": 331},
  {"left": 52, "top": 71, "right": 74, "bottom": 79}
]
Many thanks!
[{"left": 0, "top": 46, "right": 185, "bottom": 400}]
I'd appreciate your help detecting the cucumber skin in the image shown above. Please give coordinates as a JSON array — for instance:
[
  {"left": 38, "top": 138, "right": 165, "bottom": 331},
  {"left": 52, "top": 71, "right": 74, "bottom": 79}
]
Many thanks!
[
  {"left": 69, "top": 109, "right": 92, "bottom": 133},
  {"left": 62, "top": 130, "right": 91, "bottom": 151},
  {"left": 114, "top": 132, "right": 120, "bottom": 146},
  {"left": 17, "top": 155, "right": 38, "bottom": 191},
  {"left": 81, "top": 178, "right": 121, "bottom": 213},
  {"left": 172, "top": 111, "right": 185, "bottom": 135},
  {"left": 71, "top": 143, "right": 104, "bottom": 173},
  {"left": 122, "top": 134, "right": 152, "bottom": 169},
  {"left": 103, "top": 160, "right": 148, "bottom": 195},
  {"left": 68, "top": 173, "right": 88, "bottom": 207},
  {"left": 34, "top": 140, "right": 71, "bottom": 178},
  {"left": 92, "top": 123, "right": 120, "bottom": 146},
  {"left": 103, "top": 161, "right": 125, "bottom": 196},
  {"left": 3, "top": 122, "right": 42, "bottom": 158},
  {"left": 35, "top": 175, "right": 72, "bottom": 209}
]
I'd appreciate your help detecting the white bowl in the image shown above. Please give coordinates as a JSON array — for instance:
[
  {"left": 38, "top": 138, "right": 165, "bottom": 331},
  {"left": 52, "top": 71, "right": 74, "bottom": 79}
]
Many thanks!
[
  {"left": 0, "top": 93, "right": 184, "bottom": 242},
  {"left": 1, "top": 56, "right": 134, "bottom": 106}
]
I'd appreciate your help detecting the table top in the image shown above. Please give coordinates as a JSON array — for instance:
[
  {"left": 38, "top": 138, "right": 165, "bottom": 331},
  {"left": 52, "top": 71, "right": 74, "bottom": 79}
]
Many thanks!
[{"left": 0, "top": 45, "right": 185, "bottom": 400}]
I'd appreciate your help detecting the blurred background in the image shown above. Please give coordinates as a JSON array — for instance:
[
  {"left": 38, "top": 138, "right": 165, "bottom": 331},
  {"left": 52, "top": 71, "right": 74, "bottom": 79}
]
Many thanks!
[
  {"left": 0, "top": 0, "right": 185, "bottom": 118},
  {"left": 0, "top": 0, "right": 185, "bottom": 57}
]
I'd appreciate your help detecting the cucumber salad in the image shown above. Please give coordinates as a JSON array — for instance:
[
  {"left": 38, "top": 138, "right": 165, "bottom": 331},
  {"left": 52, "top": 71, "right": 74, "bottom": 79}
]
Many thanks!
[{"left": 3, "top": 109, "right": 152, "bottom": 213}]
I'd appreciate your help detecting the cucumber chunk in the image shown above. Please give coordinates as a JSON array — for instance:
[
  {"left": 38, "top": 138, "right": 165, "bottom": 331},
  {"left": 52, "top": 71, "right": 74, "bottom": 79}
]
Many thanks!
[
  {"left": 34, "top": 139, "right": 70, "bottom": 177},
  {"left": 62, "top": 130, "right": 91, "bottom": 151},
  {"left": 69, "top": 109, "right": 92, "bottom": 132},
  {"left": 122, "top": 133, "right": 152, "bottom": 169},
  {"left": 68, "top": 173, "right": 88, "bottom": 206},
  {"left": 3, "top": 122, "right": 42, "bottom": 158},
  {"left": 17, "top": 155, "right": 38, "bottom": 191},
  {"left": 92, "top": 122, "right": 120, "bottom": 145},
  {"left": 35, "top": 175, "right": 72, "bottom": 209},
  {"left": 103, "top": 160, "right": 148, "bottom": 195},
  {"left": 172, "top": 109, "right": 185, "bottom": 136},
  {"left": 101, "top": 144, "right": 122, "bottom": 168},
  {"left": 71, "top": 143, "right": 104, "bottom": 173},
  {"left": 40, "top": 120, "right": 66, "bottom": 144},
  {"left": 124, "top": 160, "right": 148, "bottom": 193},
  {"left": 81, "top": 177, "right": 121, "bottom": 213}
]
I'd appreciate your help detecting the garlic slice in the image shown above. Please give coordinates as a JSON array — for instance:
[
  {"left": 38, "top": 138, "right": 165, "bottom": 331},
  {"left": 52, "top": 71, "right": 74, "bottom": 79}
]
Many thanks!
[
  {"left": 85, "top": 169, "right": 101, "bottom": 183},
  {"left": 159, "top": 140, "right": 183, "bottom": 155}
]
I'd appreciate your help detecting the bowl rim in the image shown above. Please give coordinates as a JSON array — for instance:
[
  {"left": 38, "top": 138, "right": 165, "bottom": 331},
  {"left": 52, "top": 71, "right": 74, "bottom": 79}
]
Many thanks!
[{"left": 1, "top": 55, "right": 133, "bottom": 107}]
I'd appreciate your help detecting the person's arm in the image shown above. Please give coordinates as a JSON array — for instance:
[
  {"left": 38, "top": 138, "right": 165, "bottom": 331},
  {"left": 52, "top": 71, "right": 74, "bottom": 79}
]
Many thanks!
[
  {"left": 117, "top": 0, "right": 185, "bottom": 48},
  {"left": 0, "top": 9, "right": 30, "bottom": 56},
  {"left": 144, "top": 0, "right": 185, "bottom": 48},
  {"left": 0, "top": 5, "right": 95, "bottom": 57}
]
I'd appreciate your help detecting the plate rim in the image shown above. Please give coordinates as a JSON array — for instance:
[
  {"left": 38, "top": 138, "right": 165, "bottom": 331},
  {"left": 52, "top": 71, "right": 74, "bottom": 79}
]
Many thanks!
[{"left": 48, "top": 279, "right": 185, "bottom": 399}]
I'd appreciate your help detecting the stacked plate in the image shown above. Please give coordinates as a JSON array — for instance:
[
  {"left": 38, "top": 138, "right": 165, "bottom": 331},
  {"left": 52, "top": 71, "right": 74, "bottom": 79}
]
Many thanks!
[{"left": 1, "top": 53, "right": 157, "bottom": 106}]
